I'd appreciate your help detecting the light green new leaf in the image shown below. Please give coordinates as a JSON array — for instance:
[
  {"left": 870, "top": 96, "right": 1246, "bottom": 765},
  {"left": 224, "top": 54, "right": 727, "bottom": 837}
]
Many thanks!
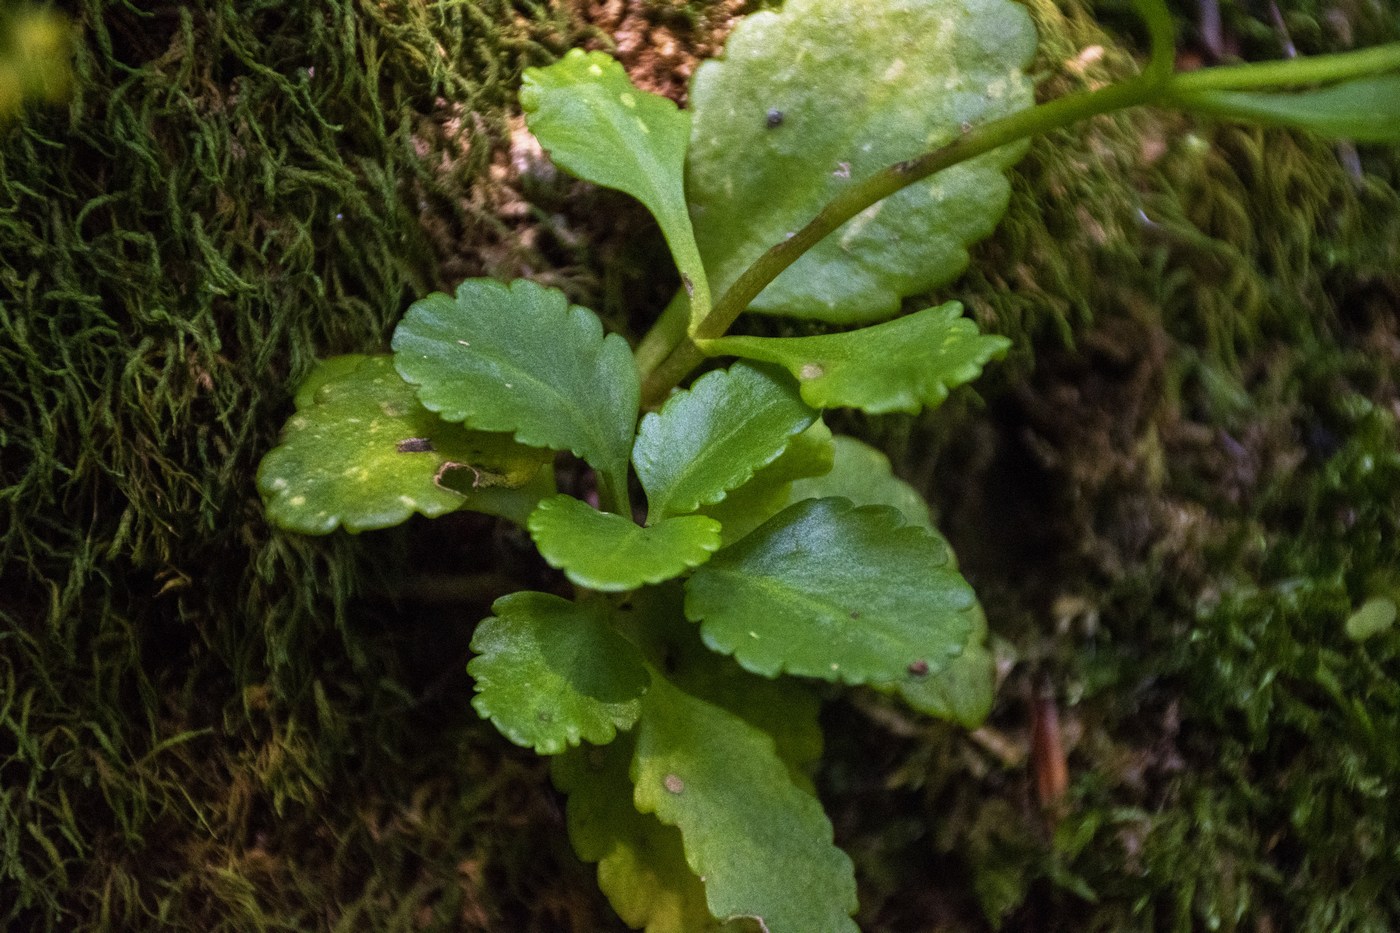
[
  {"left": 698, "top": 419, "right": 835, "bottom": 546},
  {"left": 634, "top": 362, "right": 815, "bottom": 522},
  {"left": 523, "top": 50, "right": 711, "bottom": 321},
  {"left": 392, "top": 278, "right": 639, "bottom": 508},
  {"left": 687, "top": 0, "right": 1036, "bottom": 323},
  {"left": 1170, "top": 76, "right": 1400, "bottom": 143},
  {"left": 553, "top": 736, "right": 747, "bottom": 933},
  {"left": 787, "top": 436, "right": 994, "bottom": 725},
  {"left": 258, "top": 356, "right": 551, "bottom": 534},
  {"left": 686, "top": 497, "right": 974, "bottom": 684},
  {"left": 704, "top": 302, "right": 1010, "bottom": 414},
  {"left": 634, "top": 676, "right": 858, "bottom": 933},
  {"left": 468, "top": 592, "right": 649, "bottom": 754},
  {"left": 528, "top": 495, "right": 722, "bottom": 592}
]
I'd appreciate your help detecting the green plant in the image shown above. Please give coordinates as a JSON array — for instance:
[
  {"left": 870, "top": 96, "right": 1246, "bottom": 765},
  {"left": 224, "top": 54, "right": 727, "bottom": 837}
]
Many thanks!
[{"left": 255, "top": 0, "right": 1400, "bottom": 928}]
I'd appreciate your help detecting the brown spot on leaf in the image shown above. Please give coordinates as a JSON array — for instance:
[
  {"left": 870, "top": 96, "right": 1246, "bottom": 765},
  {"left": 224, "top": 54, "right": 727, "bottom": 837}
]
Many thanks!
[
  {"left": 907, "top": 659, "right": 930, "bottom": 676},
  {"left": 663, "top": 773, "right": 685, "bottom": 794},
  {"left": 396, "top": 437, "right": 434, "bottom": 453}
]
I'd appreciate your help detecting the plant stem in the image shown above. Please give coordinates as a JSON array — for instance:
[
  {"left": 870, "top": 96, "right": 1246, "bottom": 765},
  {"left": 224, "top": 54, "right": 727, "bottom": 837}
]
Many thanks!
[
  {"left": 1165, "top": 43, "right": 1400, "bottom": 93},
  {"left": 634, "top": 289, "right": 690, "bottom": 380},
  {"left": 640, "top": 71, "right": 1173, "bottom": 405}
]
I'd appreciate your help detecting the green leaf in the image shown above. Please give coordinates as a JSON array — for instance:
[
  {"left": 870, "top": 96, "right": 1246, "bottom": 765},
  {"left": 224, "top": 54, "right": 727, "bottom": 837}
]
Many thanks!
[
  {"left": 697, "top": 418, "right": 834, "bottom": 546},
  {"left": 633, "top": 362, "right": 815, "bottom": 522},
  {"left": 633, "top": 676, "right": 859, "bottom": 933},
  {"left": 1171, "top": 76, "right": 1400, "bottom": 143},
  {"left": 687, "top": 0, "right": 1036, "bottom": 323},
  {"left": 686, "top": 497, "right": 974, "bottom": 684},
  {"left": 787, "top": 436, "right": 994, "bottom": 725},
  {"left": 895, "top": 604, "right": 994, "bottom": 727},
  {"left": 1345, "top": 596, "right": 1397, "bottom": 641},
  {"left": 522, "top": 50, "right": 711, "bottom": 321},
  {"left": 554, "top": 587, "right": 823, "bottom": 933},
  {"left": 257, "top": 356, "right": 551, "bottom": 534},
  {"left": 293, "top": 354, "right": 372, "bottom": 409},
  {"left": 528, "top": 495, "right": 722, "bottom": 592},
  {"left": 620, "top": 583, "right": 826, "bottom": 790},
  {"left": 468, "top": 592, "right": 649, "bottom": 754},
  {"left": 787, "top": 434, "right": 932, "bottom": 529},
  {"left": 553, "top": 736, "right": 744, "bottom": 933},
  {"left": 392, "top": 278, "right": 639, "bottom": 509},
  {"left": 704, "top": 302, "right": 1010, "bottom": 414}
]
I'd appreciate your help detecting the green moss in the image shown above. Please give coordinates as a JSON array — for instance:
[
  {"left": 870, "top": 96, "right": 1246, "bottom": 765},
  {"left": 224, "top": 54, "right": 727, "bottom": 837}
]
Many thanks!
[{"left": 0, "top": 1, "right": 631, "bottom": 929}]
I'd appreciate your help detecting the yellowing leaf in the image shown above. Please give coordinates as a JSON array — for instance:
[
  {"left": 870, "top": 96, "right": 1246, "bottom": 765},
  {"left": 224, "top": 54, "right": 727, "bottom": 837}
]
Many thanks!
[
  {"left": 257, "top": 356, "right": 551, "bottom": 534},
  {"left": 553, "top": 736, "right": 743, "bottom": 933},
  {"left": 633, "top": 676, "right": 858, "bottom": 933}
]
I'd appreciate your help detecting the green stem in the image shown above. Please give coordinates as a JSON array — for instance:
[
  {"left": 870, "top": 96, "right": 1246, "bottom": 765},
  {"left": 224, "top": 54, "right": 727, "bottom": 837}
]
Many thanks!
[
  {"left": 640, "top": 48, "right": 1175, "bottom": 404},
  {"left": 1166, "top": 43, "right": 1400, "bottom": 93},
  {"left": 634, "top": 289, "right": 690, "bottom": 380},
  {"left": 597, "top": 469, "right": 631, "bottom": 518}
]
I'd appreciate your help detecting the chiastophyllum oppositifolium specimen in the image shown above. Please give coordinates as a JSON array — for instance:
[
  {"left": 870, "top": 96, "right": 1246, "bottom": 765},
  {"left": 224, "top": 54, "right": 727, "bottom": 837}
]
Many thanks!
[{"left": 256, "top": 0, "right": 1400, "bottom": 927}]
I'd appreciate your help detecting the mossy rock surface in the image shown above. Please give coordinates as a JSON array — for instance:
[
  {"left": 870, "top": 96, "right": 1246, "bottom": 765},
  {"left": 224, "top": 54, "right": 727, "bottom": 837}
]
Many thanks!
[{"left": 3, "top": 1, "right": 1400, "bottom": 931}]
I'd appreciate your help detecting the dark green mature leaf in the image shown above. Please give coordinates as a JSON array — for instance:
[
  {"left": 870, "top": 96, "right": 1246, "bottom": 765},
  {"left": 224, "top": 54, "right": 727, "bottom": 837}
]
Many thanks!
[
  {"left": 1171, "top": 76, "right": 1400, "bottom": 143},
  {"left": 468, "top": 592, "right": 649, "bottom": 754},
  {"left": 633, "top": 362, "right": 815, "bottom": 522},
  {"left": 686, "top": 497, "right": 974, "bottom": 684},
  {"left": 528, "top": 495, "right": 722, "bottom": 592},
  {"left": 787, "top": 436, "right": 994, "bottom": 725},
  {"left": 523, "top": 50, "right": 711, "bottom": 319},
  {"left": 687, "top": 0, "right": 1036, "bottom": 323},
  {"left": 698, "top": 419, "right": 835, "bottom": 546},
  {"left": 704, "top": 302, "right": 1010, "bottom": 414},
  {"left": 634, "top": 676, "right": 858, "bottom": 933},
  {"left": 258, "top": 356, "right": 551, "bottom": 534},
  {"left": 392, "top": 278, "right": 638, "bottom": 509}
]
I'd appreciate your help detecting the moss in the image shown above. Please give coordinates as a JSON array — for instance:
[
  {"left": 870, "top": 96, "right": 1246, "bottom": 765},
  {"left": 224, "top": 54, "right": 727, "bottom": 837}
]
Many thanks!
[{"left": 0, "top": 1, "right": 631, "bottom": 929}]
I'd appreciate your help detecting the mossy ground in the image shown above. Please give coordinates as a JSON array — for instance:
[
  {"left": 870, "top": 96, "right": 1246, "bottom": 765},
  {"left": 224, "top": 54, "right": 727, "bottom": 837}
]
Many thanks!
[{"left": 1, "top": 1, "right": 1397, "bottom": 931}]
